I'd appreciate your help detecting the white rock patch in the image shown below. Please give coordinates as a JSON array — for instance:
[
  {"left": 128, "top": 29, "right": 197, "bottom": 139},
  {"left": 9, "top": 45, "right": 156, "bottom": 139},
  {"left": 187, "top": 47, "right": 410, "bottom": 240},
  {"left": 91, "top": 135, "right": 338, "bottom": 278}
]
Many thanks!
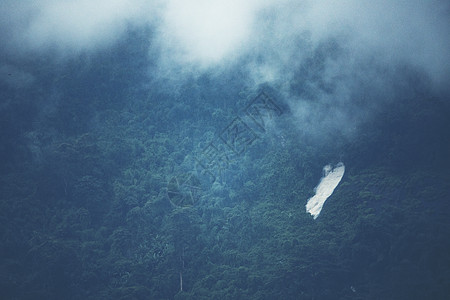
[{"left": 306, "top": 162, "right": 345, "bottom": 219}]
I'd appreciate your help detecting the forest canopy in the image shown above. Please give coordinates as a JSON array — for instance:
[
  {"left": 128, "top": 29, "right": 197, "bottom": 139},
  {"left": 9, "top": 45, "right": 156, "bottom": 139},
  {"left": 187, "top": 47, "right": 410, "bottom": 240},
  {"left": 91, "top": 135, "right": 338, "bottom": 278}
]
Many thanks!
[{"left": 1, "top": 1, "right": 450, "bottom": 299}]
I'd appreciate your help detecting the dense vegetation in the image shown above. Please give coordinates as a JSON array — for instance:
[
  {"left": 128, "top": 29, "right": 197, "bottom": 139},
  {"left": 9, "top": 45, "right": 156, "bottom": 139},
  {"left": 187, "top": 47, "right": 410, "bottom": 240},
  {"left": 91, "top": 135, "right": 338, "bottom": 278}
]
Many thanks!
[{"left": 1, "top": 29, "right": 449, "bottom": 300}]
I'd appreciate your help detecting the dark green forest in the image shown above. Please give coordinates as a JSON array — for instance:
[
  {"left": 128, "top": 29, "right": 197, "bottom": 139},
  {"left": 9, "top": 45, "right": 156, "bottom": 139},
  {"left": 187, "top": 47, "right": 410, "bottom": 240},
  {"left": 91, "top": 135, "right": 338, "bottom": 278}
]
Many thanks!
[{"left": 1, "top": 27, "right": 450, "bottom": 300}]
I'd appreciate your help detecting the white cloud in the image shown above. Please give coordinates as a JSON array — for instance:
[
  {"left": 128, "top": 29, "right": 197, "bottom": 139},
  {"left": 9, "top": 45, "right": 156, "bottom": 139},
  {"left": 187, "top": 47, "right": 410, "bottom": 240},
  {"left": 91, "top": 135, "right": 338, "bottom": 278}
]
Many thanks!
[{"left": 158, "top": 0, "right": 255, "bottom": 66}]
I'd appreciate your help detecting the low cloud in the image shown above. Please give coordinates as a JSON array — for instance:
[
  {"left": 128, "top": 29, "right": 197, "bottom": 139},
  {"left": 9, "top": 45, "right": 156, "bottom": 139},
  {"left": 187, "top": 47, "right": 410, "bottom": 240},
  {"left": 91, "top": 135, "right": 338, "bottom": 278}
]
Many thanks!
[
  {"left": 1, "top": 1, "right": 448, "bottom": 137},
  {"left": 2, "top": 1, "right": 448, "bottom": 81},
  {"left": 157, "top": 0, "right": 256, "bottom": 66},
  {"left": 0, "top": 0, "right": 154, "bottom": 56},
  {"left": 237, "top": 0, "right": 450, "bottom": 140}
]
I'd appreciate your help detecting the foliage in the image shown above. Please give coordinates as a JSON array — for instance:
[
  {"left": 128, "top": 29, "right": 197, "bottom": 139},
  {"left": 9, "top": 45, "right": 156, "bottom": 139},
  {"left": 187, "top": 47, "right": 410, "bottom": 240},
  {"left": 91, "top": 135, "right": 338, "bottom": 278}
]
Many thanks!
[{"left": 1, "top": 29, "right": 449, "bottom": 300}]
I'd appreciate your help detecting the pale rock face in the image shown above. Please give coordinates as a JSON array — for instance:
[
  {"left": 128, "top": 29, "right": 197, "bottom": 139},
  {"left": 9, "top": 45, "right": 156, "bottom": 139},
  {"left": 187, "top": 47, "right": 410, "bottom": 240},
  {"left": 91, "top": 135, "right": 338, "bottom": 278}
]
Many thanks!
[{"left": 306, "top": 162, "right": 345, "bottom": 219}]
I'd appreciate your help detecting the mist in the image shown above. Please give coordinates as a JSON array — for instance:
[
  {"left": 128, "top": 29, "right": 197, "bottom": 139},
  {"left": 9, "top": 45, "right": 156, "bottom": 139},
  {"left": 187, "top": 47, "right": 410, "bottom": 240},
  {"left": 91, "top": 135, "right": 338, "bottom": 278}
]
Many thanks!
[
  {"left": 0, "top": 0, "right": 154, "bottom": 56},
  {"left": 1, "top": 0, "right": 449, "bottom": 139},
  {"left": 2, "top": 1, "right": 448, "bottom": 80}
]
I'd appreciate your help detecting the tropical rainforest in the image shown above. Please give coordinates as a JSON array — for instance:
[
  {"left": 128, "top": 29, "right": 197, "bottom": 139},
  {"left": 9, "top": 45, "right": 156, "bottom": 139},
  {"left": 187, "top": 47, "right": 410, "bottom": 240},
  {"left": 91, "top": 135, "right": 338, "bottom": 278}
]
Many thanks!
[{"left": 1, "top": 4, "right": 450, "bottom": 300}]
